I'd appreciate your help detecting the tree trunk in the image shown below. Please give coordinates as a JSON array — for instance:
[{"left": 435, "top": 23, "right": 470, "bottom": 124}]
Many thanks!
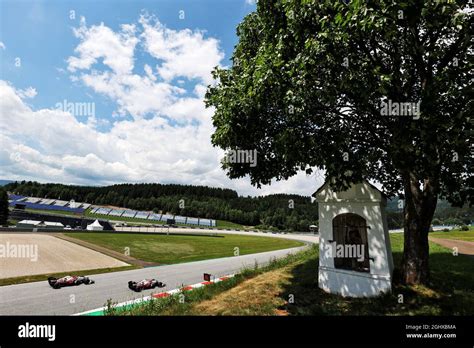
[{"left": 401, "top": 173, "right": 438, "bottom": 285}]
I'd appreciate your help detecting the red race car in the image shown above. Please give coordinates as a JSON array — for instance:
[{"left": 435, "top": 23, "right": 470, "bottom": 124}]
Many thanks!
[
  {"left": 128, "top": 279, "right": 166, "bottom": 292},
  {"left": 48, "top": 275, "right": 95, "bottom": 289}
]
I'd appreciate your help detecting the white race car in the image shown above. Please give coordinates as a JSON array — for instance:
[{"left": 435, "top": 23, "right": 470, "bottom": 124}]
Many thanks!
[
  {"left": 128, "top": 279, "right": 166, "bottom": 292},
  {"left": 48, "top": 275, "right": 95, "bottom": 289}
]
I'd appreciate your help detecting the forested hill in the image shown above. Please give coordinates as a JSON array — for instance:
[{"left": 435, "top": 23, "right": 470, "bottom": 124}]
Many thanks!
[
  {"left": 5, "top": 181, "right": 318, "bottom": 231},
  {"left": 6, "top": 181, "right": 238, "bottom": 200}
]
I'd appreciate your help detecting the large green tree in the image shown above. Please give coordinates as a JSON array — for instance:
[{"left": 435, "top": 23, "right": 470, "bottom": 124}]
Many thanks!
[{"left": 206, "top": 0, "right": 473, "bottom": 284}]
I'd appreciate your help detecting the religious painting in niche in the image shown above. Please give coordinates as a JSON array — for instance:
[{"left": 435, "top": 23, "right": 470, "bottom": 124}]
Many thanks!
[{"left": 332, "top": 213, "right": 370, "bottom": 273}]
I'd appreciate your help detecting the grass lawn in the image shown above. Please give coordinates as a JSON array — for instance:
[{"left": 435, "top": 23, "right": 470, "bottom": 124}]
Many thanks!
[
  {"left": 113, "top": 233, "right": 474, "bottom": 316},
  {"left": 7, "top": 219, "right": 18, "bottom": 226},
  {"left": 215, "top": 220, "right": 246, "bottom": 230},
  {"left": 24, "top": 208, "right": 82, "bottom": 216},
  {"left": 64, "top": 232, "right": 304, "bottom": 264},
  {"left": 430, "top": 228, "right": 474, "bottom": 242}
]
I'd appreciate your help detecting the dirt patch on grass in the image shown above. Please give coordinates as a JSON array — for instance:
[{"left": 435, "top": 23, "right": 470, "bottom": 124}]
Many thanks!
[
  {"left": 0, "top": 233, "right": 129, "bottom": 279},
  {"left": 192, "top": 266, "right": 295, "bottom": 315},
  {"left": 429, "top": 237, "right": 474, "bottom": 258},
  {"left": 54, "top": 233, "right": 157, "bottom": 267}
]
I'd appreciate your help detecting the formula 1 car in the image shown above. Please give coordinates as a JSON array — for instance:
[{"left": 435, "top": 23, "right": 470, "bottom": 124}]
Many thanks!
[
  {"left": 128, "top": 279, "right": 166, "bottom": 292},
  {"left": 48, "top": 275, "right": 95, "bottom": 289}
]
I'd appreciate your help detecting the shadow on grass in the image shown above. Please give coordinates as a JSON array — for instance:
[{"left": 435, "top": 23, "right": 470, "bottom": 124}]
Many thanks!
[{"left": 279, "top": 250, "right": 474, "bottom": 316}]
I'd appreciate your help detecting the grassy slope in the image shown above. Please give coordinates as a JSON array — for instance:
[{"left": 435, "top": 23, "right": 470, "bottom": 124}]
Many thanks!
[
  {"left": 23, "top": 208, "right": 81, "bottom": 216},
  {"left": 215, "top": 220, "right": 247, "bottom": 229},
  {"left": 430, "top": 228, "right": 474, "bottom": 242},
  {"left": 116, "top": 233, "right": 474, "bottom": 316},
  {"left": 64, "top": 232, "right": 304, "bottom": 264}
]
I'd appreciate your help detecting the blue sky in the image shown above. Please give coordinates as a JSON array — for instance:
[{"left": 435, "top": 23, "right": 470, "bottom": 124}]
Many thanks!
[
  {"left": 0, "top": 0, "right": 323, "bottom": 196},
  {"left": 1, "top": 0, "right": 252, "bottom": 129}
]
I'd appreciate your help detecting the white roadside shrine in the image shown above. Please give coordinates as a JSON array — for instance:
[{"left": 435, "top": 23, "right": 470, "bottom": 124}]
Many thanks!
[{"left": 313, "top": 180, "right": 394, "bottom": 297}]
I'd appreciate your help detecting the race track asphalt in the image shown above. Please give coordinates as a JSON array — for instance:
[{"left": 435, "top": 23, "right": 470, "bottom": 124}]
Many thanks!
[{"left": 0, "top": 232, "right": 318, "bottom": 315}]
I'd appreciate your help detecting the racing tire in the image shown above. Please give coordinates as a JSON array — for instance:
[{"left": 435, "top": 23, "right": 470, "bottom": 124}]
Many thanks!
[
  {"left": 47, "top": 277, "right": 56, "bottom": 287},
  {"left": 128, "top": 281, "right": 138, "bottom": 291}
]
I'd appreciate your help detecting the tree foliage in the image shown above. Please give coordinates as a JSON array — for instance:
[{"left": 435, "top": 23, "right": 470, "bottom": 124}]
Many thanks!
[{"left": 206, "top": 0, "right": 473, "bottom": 284}]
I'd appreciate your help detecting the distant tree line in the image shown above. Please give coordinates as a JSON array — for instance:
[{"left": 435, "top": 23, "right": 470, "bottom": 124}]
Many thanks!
[
  {"left": 385, "top": 198, "right": 473, "bottom": 229},
  {"left": 5, "top": 181, "right": 318, "bottom": 231}
]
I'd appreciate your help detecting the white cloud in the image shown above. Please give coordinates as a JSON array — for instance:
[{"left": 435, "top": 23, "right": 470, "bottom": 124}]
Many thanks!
[
  {"left": 143, "top": 64, "right": 156, "bottom": 81},
  {"left": 67, "top": 17, "right": 138, "bottom": 74},
  {"left": 1, "top": 15, "right": 321, "bottom": 197},
  {"left": 139, "top": 14, "right": 224, "bottom": 84},
  {"left": 17, "top": 86, "right": 37, "bottom": 99},
  {"left": 79, "top": 71, "right": 183, "bottom": 118},
  {"left": 0, "top": 79, "right": 321, "bottom": 195},
  {"left": 67, "top": 16, "right": 213, "bottom": 120},
  {"left": 0, "top": 80, "right": 217, "bottom": 185},
  {"left": 0, "top": 42, "right": 5, "bottom": 50},
  {"left": 63, "top": 14, "right": 230, "bottom": 143}
]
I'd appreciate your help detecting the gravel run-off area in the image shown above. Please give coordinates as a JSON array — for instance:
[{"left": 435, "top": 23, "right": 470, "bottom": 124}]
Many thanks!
[{"left": 0, "top": 233, "right": 129, "bottom": 279}]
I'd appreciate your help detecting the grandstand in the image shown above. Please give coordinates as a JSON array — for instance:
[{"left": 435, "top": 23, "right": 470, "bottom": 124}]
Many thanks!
[
  {"left": 7, "top": 194, "right": 24, "bottom": 202},
  {"left": 25, "top": 197, "right": 42, "bottom": 204},
  {"left": 108, "top": 209, "right": 217, "bottom": 227},
  {"left": 39, "top": 199, "right": 55, "bottom": 205},
  {"left": 147, "top": 213, "right": 162, "bottom": 221},
  {"left": 8, "top": 195, "right": 86, "bottom": 214},
  {"left": 174, "top": 215, "right": 187, "bottom": 224},
  {"left": 95, "top": 208, "right": 112, "bottom": 215},
  {"left": 8, "top": 194, "right": 218, "bottom": 227},
  {"left": 199, "top": 219, "right": 216, "bottom": 227},
  {"left": 135, "top": 211, "right": 150, "bottom": 219},
  {"left": 160, "top": 214, "right": 174, "bottom": 222},
  {"left": 108, "top": 209, "right": 125, "bottom": 217},
  {"left": 121, "top": 210, "right": 137, "bottom": 218},
  {"left": 186, "top": 217, "right": 199, "bottom": 225}
]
